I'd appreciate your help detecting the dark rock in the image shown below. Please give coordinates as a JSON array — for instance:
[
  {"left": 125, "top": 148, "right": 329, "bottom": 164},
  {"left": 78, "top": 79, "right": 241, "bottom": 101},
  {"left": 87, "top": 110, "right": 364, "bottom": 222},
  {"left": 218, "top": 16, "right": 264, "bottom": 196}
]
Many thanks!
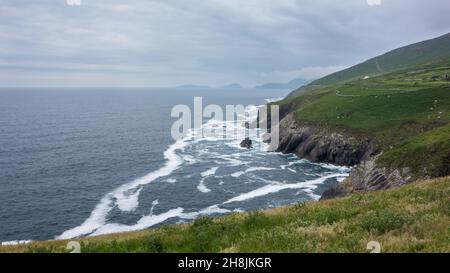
[
  {"left": 320, "top": 156, "right": 413, "bottom": 200},
  {"left": 276, "top": 114, "right": 375, "bottom": 166},
  {"left": 320, "top": 185, "right": 348, "bottom": 200},
  {"left": 240, "top": 137, "right": 253, "bottom": 149}
]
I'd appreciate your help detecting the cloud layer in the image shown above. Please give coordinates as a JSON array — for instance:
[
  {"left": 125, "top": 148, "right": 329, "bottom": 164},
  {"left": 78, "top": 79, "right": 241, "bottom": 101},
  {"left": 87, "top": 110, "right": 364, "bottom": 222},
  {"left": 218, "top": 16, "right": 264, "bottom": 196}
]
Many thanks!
[{"left": 0, "top": 0, "right": 449, "bottom": 87}]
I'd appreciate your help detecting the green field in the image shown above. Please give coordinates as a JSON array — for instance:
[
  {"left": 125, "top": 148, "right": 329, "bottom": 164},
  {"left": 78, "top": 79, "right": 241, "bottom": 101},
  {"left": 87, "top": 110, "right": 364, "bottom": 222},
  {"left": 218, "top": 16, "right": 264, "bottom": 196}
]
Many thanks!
[
  {"left": 304, "top": 33, "right": 450, "bottom": 87},
  {"left": 274, "top": 60, "right": 450, "bottom": 179},
  {"left": 280, "top": 64, "right": 450, "bottom": 132},
  {"left": 281, "top": 34, "right": 450, "bottom": 147},
  {"left": 1, "top": 176, "right": 448, "bottom": 253}
]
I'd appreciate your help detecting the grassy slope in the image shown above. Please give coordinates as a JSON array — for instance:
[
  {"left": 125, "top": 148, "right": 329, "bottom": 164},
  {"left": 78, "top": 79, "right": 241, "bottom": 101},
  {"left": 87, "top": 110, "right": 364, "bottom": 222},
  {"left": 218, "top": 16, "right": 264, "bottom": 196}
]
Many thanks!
[
  {"left": 282, "top": 63, "right": 450, "bottom": 132},
  {"left": 1, "top": 176, "right": 449, "bottom": 253},
  {"left": 380, "top": 124, "right": 450, "bottom": 178},
  {"left": 310, "top": 33, "right": 450, "bottom": 86},
  {"left": 275, "top": 61, "right": 450, "bottom": 178}
]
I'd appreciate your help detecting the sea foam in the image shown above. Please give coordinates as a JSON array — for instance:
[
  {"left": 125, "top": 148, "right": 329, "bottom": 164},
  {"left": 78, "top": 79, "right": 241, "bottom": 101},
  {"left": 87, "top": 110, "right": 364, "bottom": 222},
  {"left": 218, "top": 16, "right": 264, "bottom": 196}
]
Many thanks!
[
  {"left": 57, "top": 134, "right": 191, "bottom": 240},
  {"left": 230, "top": 167, "right": 277, "bottom": 178},
  {"left": 224, "top": 173, "right": 348, "bottom": 204}
]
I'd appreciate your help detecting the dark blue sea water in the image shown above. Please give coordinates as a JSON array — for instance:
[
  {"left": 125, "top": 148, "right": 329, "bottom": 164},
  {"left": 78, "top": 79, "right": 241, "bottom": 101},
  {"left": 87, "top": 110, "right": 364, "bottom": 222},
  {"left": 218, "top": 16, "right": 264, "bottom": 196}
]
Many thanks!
[{"left": 0, "top": 88, "right": 349, "bottom": 243}]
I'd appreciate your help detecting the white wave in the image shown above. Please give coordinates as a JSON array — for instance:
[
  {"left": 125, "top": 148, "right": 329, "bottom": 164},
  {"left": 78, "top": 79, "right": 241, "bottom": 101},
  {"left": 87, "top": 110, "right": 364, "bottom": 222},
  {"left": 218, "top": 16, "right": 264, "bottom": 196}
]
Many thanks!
[
  {"left": 274, "top": 151, "right": 351, "bottom": 173},
  {"left": 166, "top": 178, "right": 177, "bottom": 183},
  {"left": 280, "top": 161, "right": 298, "bottom": 170},
  {"left": 308, "top": 193, "right": 322, "bottom": 201},
  {"left": 1, "top": 240, "right": 32, "bottom": 246},
  {"left": 246, "top": 174, "right": 281, "bottom": 185},
  {"left": 218, "top": 156, "right": 250, "bottom": 167},
  {"left": 287, "top": 168, "right": 297, "bottom": 173},
  {"left": 149, "top": 199, "right": 159, "bottom": 215},
  {"left": 197, "top": 166, "right": 219, "bottom": 193},
  {"left": 317, "top": 162, "right": 351, "bottom": 172},
  {"left": 57, "top": 135, "right": 191, "bottom": 240},
  {"left": 337, "top": 176, "right": 347, "bottom": 183},
  {"left": 224, "top": 173, "right": 348, "bottom": 204},
  {"left": 303, "top": 188, "right": 321, "bottom": 201},
  {"left": 89, "top": 208, "right": 185, "bottom": 237},
  {"left": 197, "top": 178, "right": 211, "bottom": 193},
  {"left": 86, "top": 203, "right": 231, "bottom": 237},
  {"left": 116, "top": 187, "right": 143, "bottom": 212},
  {"left": 230, "top": 167, "right": 276, "bottom": 178},
  {"left": 230, "top": 171, "right": 245, "bottom": 178},
  {"left": 199, "top": 204, "right": 230, "bottom": 215},
  {"left": 58, "top": 161, "right": 348, "bottom": 240},
  {"left": 57, "top": 194, "right": 114, "bottom": 240},
  {"left": 180, "top": 204, "right": 231, "bottom": 220},
  {"left": 201, "top": 167, "right": 219, "bottom": 177}
]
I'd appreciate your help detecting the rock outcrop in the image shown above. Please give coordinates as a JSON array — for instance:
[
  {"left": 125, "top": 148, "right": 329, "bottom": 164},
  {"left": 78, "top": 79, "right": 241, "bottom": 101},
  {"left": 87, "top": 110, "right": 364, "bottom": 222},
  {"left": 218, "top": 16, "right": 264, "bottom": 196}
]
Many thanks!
[
  {"left": 275, "top": 113, "right": 413, "bottom": 200},
  {"left": 320, "top": 155, "right": 413, "bottom": 200},
  {"left": 240, "top": 137, "right": 253, "bottom": 149},
  {"left": 275, "top": 114, "right": 375, "bottom": 166}
]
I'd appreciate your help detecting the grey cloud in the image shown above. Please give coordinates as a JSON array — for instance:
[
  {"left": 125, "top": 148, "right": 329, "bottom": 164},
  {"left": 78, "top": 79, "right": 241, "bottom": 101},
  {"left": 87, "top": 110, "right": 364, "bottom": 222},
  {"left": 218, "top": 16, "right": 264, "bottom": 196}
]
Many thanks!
[{"left": 0, "top": 0, "right": 449, "bottom": 87}]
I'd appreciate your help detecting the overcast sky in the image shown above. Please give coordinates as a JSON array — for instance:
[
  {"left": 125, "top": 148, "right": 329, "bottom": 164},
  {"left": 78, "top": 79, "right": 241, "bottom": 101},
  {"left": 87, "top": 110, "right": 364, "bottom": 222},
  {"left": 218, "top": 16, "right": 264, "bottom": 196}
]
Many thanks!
[{"left": 0, "top": 0, "right": 449, "bottom": 87}]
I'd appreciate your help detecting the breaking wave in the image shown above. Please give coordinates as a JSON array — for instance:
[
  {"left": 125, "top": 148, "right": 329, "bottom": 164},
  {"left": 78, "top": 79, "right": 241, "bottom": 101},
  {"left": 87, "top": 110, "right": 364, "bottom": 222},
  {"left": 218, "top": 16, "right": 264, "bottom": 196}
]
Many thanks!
[{"left": 57, "top": 100, "right": 351, "bottom": 240}]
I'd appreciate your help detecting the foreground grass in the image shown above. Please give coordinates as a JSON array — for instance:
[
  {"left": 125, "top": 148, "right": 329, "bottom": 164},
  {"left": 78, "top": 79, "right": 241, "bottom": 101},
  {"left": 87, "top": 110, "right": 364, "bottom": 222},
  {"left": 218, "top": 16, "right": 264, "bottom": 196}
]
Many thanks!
[{"left": 2, "top": 177, "right": 449, "bottom": 253}]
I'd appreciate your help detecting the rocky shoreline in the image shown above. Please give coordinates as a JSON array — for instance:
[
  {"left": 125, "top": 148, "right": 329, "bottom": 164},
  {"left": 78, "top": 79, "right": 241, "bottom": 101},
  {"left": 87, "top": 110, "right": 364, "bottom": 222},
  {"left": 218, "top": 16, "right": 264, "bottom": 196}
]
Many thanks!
[
  {"left": 272, "top": 113, "right": 414, "bottom": 200},
  {"left": 275, "top": 114, "right": 375, "bottom": 166}
]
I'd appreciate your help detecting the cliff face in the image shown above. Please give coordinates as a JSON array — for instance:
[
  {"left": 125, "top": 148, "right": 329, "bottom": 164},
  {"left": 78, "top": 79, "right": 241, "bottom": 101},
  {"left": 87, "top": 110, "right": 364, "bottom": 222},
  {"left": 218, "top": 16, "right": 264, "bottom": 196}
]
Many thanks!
[
  {"left": 320, "top": 156, "right": 413, "bottom": 199},
  {"left": 274, "top": 114, "right": 413, "bottom": 200},
  {"left": 275, "top": 114, "right": 375, "bottom": 166}
]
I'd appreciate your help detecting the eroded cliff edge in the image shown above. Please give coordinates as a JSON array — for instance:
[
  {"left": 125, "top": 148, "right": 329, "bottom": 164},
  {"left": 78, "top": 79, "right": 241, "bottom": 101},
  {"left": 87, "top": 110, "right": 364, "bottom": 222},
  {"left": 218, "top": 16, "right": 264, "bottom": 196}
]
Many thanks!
[{"left": 273, "top": 114, "right": 414, "bottom": 200}]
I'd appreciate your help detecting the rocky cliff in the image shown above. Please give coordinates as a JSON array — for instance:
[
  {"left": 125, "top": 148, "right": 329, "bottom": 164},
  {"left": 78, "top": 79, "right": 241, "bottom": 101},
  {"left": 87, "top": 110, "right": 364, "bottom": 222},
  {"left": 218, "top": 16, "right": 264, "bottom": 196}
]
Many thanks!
[
  {"left": 274, "top": 114, "right": 413, "bottom": 200},
  {"left": 274, "top": 114, "right": 375, "bottom": 166},
  {"left": 320, "top": 155, "right": 413, "bottom": 199}
]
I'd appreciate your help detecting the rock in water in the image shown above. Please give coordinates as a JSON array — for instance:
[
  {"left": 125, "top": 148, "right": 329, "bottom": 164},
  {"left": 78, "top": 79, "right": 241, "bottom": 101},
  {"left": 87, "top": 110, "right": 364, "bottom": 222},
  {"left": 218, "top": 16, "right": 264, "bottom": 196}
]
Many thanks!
[
  {"left": 320, "top": 185, "right": 348, "bottom": 200},
  {"left": 240, "top": 137, "right": 252, "bottom": 149}
]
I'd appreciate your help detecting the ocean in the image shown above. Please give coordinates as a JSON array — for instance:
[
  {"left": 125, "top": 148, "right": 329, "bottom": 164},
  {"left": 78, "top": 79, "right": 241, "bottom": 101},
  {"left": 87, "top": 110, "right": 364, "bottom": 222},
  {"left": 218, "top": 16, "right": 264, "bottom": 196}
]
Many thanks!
[{"left": 0, "top": 88, "right": 349, "bottom": 243}]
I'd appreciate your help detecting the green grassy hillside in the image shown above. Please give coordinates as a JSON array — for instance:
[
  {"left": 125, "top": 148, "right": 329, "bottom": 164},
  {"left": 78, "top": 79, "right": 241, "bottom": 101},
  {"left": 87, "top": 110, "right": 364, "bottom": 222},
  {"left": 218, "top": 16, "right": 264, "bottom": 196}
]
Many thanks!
[
  {"left": 310, "top": 33, "right": 450, "bottom": 86},
  {"left": 1, "top": 176, "right": 448, "bottom": 253},
  {"left": 275, "top": 54, "right": 450, "bottom": 179}
]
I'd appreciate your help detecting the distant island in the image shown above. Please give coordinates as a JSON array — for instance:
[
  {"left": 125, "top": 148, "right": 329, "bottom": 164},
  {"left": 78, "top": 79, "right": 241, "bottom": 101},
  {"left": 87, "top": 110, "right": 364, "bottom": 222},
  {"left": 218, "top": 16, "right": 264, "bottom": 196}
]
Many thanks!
[
  {"left": 174, "top": 80, "right": 312, "bottom": 90},
  {"left": 220, "top": 83, "right": 243, "bottom": 89},
  {"left": 256, "top": 78, "right": 310, "bottom": 90},
  {"left": 176, "top": 84, "right": 212, "bottom": 89}
]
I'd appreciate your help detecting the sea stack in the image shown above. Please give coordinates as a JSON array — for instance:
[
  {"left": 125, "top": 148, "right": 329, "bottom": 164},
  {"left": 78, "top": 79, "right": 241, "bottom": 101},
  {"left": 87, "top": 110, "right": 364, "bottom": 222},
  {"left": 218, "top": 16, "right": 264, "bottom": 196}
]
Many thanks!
[{"left": 240, "top": 137, "right": 253, "bottom": 149}]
